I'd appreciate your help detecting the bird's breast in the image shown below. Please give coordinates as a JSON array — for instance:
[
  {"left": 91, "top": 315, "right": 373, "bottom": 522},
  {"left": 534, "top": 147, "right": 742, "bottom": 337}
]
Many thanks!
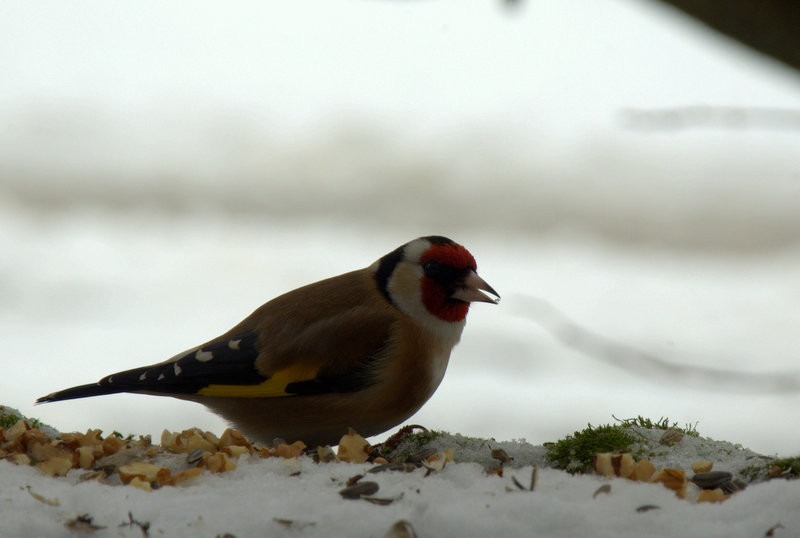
[{"left": 426, "top": 348, "right": 452, "bottom": 395}]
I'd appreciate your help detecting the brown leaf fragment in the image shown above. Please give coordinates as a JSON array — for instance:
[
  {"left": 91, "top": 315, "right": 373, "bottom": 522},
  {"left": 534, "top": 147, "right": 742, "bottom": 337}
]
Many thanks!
[
  {"left": 64, "top": 513, "right": 105, "bottom": 533},
  {"left": 511, "top": 475, "right": 526, "bottom": 491},
  {"left": 346, "top": 473, "right": 364, "bottom": 487},
  {"left": 530, "top": 466, "right": 539, "bottom": 491},
  {"left": 487, "top": 467, "right": 504, "bottom": 477},
  {"left": 26, "top": 486, "right": 60, "bottom": 506},
  {"left": 369, "top": 462, "right": 418, "bottom": 474},
  {"left": 384, "top": 519, "right": 418, "bottom": 538},
  {"left": 362, "top": 492, "right": 404, "bottom": 506},
  {"left": 593, "top": 484, "right": 612, "bottom": 499},
  {"left": 768, "top": 465, "right": 791, "bottom": 478},
  {"left": 491, "top": 448, "right": 511, "bottom": 465},
  {"left": 764, "top": 523, "right": 784, "bottom": 537},
  {"left": 636, "top": 504, "right": 660, "bottom": 513},
  {"left": 273, "top": 518, "right": 316, "bottom": 530},
  {"left": 380, "top": 424, "right": 429, "bottom": 452},
  {"left": 339, "top": 481, "right": 379, "bottom": 499},
  {"left": 120, "top": 511, "right": 150, "bottom": 538}
]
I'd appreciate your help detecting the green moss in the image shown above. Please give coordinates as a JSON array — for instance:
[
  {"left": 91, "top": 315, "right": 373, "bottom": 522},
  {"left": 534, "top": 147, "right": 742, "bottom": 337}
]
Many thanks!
[
  {"left": 545, "top": 424, "right": 637, "bottom": 474},
  {"left": 738, "top": 456, "right": 800, "bottom": 482},
  {"left": 613, "top": 415, "right": 699, "bottom": 437},
  {"left": 771, "top": 457, "right": 800, "bottom": 478},
  {"left": 0, "top": 412, "right": 21, "bottom": 429},
  {"left": 379, "top": 429, "right": 445, "bottom": 458},
  {"left": 0, "top": 411, "right": 40, "bottom": 429},
  {"left": 403, "top": 429, "right": 443, "bottom": 447},
  {"left": 111, "top": 431, "right": 135, "bottom": 441},
  {"left": 738, "top": 464, "right": 765, "bottom": 482}
]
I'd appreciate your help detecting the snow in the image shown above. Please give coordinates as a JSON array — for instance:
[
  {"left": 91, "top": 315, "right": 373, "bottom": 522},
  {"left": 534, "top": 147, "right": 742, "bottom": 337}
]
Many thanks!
[
  {"left": 3, "top": 406, "right": 797, "bottom": 537},
  {"left": 2, "top": 432, "right": 798, "bottom": 538}
]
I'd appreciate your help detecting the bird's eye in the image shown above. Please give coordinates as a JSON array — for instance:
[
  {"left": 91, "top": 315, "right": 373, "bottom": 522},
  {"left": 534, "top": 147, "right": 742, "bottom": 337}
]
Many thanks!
[{"left": 423, "top": 260, "right": 441, "bottom": 277}]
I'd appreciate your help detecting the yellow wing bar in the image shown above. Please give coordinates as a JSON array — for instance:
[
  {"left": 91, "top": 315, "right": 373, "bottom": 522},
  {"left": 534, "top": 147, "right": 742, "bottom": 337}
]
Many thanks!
[{"left": 197, "top": 364, "right": 319, "bottom": 398}]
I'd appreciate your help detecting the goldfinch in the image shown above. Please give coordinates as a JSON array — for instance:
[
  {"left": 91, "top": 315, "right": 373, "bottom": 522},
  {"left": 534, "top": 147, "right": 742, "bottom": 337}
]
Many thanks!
[{"left": 37, "top": 236, "right": 499, "bottom": 447}]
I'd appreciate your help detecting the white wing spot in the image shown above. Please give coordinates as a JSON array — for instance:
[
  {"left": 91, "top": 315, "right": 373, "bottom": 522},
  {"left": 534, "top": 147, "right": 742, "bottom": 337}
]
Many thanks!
[
  {"left": 157, "top": 373, "right": 165, "bottom": 381},
  {"left": 138, "top": 372, "right": 147, "bottom": 381},
  {"left": 195, "top": 350, "right": 214, "bottom": 362},
  {"left": 173, "top": 363, "right": 182, "bottom": 376},
  {"left": 228, "top": 339, "right": 241, "bottom": 350},
  {"left": 107, "top": 376, "right": 114, "bottom": 384}
]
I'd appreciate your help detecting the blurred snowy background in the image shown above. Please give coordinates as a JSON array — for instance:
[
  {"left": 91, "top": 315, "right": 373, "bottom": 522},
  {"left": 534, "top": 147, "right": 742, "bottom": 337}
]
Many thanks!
[{"left": 2, "top": 0, "right": 799, "bottom": 456}]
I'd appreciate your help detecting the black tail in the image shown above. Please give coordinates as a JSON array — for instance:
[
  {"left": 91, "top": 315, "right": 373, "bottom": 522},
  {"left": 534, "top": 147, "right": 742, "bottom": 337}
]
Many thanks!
[{"left": 36, "top": 382, "right": 128, "bottom": 404}]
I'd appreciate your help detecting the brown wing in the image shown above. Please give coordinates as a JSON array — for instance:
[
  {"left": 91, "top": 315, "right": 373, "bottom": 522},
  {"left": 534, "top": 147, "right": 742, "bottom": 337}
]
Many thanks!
[{"left": 38, "top": 268, "right": 399, "bottom": 402}]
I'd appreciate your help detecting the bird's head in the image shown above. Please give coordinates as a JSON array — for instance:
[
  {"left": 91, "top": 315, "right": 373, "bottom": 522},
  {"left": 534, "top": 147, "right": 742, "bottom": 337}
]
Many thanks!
[{"left": 373, "top": 236, "right": 499, "bottom": 327}]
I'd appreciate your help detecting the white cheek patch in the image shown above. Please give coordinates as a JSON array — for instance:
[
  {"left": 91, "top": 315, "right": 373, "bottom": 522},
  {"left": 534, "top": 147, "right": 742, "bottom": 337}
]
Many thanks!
[
  {"left": 387, "top": 262, "right": 466, "bottom": 347},
  {"left": 387, "top": 263, "right": 426, "bottom": 318}
]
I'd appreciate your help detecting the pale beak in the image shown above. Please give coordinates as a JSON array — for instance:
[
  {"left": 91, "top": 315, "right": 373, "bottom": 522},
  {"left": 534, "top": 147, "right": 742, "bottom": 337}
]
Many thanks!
[{"left": 451, "top": 270, "right": 500, "bottom": 304}]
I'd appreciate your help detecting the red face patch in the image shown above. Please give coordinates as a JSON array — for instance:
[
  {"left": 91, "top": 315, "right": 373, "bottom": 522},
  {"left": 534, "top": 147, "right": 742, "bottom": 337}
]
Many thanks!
[
  {"left": 419, "top": 242, "right": 477, "bottom": 272},
  {"left": 419, "top": 242, "right": 476, "bottom": 322}
]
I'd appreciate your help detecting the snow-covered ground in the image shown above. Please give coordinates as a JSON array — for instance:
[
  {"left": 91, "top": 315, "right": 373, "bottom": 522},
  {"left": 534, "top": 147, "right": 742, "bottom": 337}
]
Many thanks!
[
  {"left": 4, "top": 457, "right": 798, "bottom": 538},
  {"left": 2, "top": 419, "right": 798, "bottom": 538}
]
